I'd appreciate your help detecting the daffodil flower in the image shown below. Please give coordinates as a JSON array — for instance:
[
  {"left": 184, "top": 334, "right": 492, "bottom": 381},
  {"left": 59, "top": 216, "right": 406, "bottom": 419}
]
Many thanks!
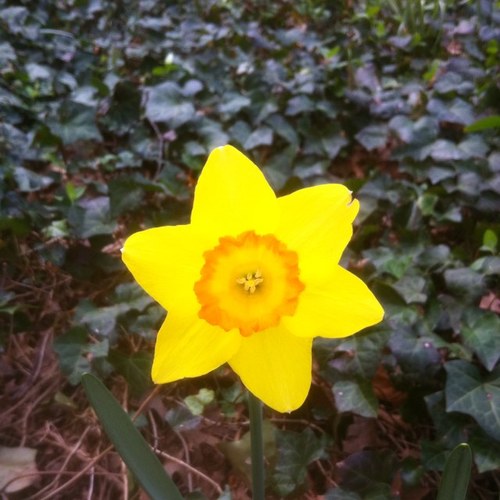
[{"left": 122, "top": 145, "right": 383, "bottom": 412}]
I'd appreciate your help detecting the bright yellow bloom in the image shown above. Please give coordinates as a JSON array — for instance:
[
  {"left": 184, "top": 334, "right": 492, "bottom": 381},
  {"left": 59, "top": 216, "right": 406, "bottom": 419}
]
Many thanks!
[{"left": 122, "top": 145, "right": 384, "bottom": 412}]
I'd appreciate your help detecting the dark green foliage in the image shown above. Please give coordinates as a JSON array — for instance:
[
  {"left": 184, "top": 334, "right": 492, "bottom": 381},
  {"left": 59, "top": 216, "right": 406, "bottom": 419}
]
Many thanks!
[{"left": 1, "top": 0, "right": 499, "bottom": 497}]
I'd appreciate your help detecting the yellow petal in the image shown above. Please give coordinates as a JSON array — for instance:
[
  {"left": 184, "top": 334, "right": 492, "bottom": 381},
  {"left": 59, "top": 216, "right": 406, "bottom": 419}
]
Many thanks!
[
  {"left": 284, "top": 265, "right": 384, "bottom": 338},
  {"left": 191, "top": 145, "right": 277, "bottom": 238},
  {"left": 276, "top": 184, "right": 359, "bottom": 281},
  {"left": 122, "top": 225, "right": 206, "bottom": 314},
  {"left": 228, "top": 327, "right": 312, "bottom": 412},
  {"left": 152, "top": 314, "right": 241, "bottom": 383}
]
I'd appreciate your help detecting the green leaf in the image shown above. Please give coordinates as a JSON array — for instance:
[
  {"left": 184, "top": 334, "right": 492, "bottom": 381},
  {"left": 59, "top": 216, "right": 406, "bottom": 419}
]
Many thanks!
[
  {"left": 104, "top": 81, "right": 142, "bottom": 134},
  {"left": 332, "top": 379, "right": 378, "bottom": 418},
  {"left": 325, "top": 330, "right": 388, "bottom": 379},
  {"left": 355, "top": 124, "right": 388, "bottom": 151},
  {"left": 417, "top": 193, "right": 438, "bottom": 216},
  {"left": 336, "top": 450, "right": 397, "bottom": 495},
  {"left": 427, "top": 97, "right": 475, "bottom": 126},
  {"left": 65, "top": 182, "right": 86, "bottom": 203},
  {"left": 469, "top": 429, "right": 500, "bottom": 473},
  {"left": 67, "top": 196, "right": 117, "bottom": 239},
  {"left": 465, "top": 115, "right": 500, "bottom": 133},
  {"left": 184, "top": 388, "right": 215, "bottom": 416},
  {"left": 109, "top": 351, "right": 153, "bottom": 397},
  {"left": 481, "top": 229, "right": 498, "bottom": 253},
  {"left": 436, "top": 443, "right": 471, "bottom": 500},
  {"left": 461, "top": 310, "right": 500, "bottom": 371},
  {"left": 393, "top": 275, "right": 427, "bottom": 304},
  {"left": 389, "top": 329, "right": 441, "bottom": 377},
  {"left": 273, "top": 428, "right": 329, "bottom": 496},
  {"left": 219, "top": 94, "right": 251, "bottom": 116},
  {"left": 74, "top": 300, "right": 124, "bottom": 337},
  {"left": 109, "top": 177, "right": 146, "bottom": 217},
  {"left": 321, "top": 134, "right": 348, "bottom": 160},
  {"left": 421, "top": 440, "right": 449, "bottom": 471},
  {"left": 445, "top": 360, "right": 500, "bottom": 440},
  {"left": 13, "top": 167, "right": 54, "bottom": 192},
  {"left": 53, "top": 327, "right": 91, "bottom": 385},
  {"left": 458, "top": 135, "right": 489, "bottom": 159},
  {"left": 165, "top": 406, "right": 201, "bottom": 432},
  {"left": 113, "top": 282, "right": 154, "bottom": 312},
  {"left": 324, "top": 487, "right": 362, "bottom": 499},
  {"left": 42, "top": 220, "right": 69, "bottom": 239},
  {"left": 145, "top": 81, "right": 195, "bottom": 127},
  {"left": 424, "top": 391, "right": 469, "bottom": 449},
  {"left": 443, "top": 268, "right": 485, "bottom": 302},
  {"left": 81, "top": 373, "right": 183, "bottom": 500},
  {"left": 198, "top": 118, "right": 229, "bottom": 150},
  {"left": 49, "top": 100, "right": 102, "bottom": 145},
  {"left": 218, "top": 420, "right": 276, "bottom": 485},
  {"left": 243, "top": 126, "right": 273, "bottom": 150},
  {"left": 286, "top": 95, "right": 315, "bottom": 115},
  {"left": 429, "top": 139, "right": 467, "bottom": 161},
  {"left": 265, "top": 114, "right": 299, "bottom": 147}
]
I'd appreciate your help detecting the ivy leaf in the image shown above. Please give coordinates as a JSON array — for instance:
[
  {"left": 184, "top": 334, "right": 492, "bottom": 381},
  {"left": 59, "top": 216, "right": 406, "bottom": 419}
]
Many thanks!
[
  {"left": 461, "top": 311, "right": 500, "bottom": 371},
  {"left": 218, "top": 421, "right": 276, "bottom": 485},
  {"left": 333, "top": 379, "right": 378, "bottom": 418},
  {"left": 324, "top": 488, "right": 362, "bottom": 499},
  {"left": 109, "top": 351, "right": 153, "bottom": 397},
  {"left": 49, "top": 100, "right": 102, "bottom": 145},
  {"left": 113, "top": 282, "right": 153, "bottom": 312},
  {"left": 389, "top": 329, "right": 441, "bottom": 377},
  {"left": 286, "top": 95, "right": 315, "bottom": 115},
  {"left": 13, "top": 167, "right": 54, "bottom": 192},
  {"left": 327, "top": 330, "right": 388, "bottom": 379},
  {"left": 145, "top": 81, "right": 195, "bottom": 127},
  {"left": 243, "top": 126, "right": 273, "bottom": 150},
  {"left": 184, "top": 388, "right": 215, "bottom": 416},
  {"left": 67, "top": 196, "right": 116, "bottom": 238},
  {"left": 424, "top": 391, "right": 469, "bottom": 449},
  {"left": 321, "top": 134, "right": 348, "bottom": 159},
  {"left": 355, "top": 124, "right": 388, "bottom": 151},
  {"left": 273, "top": 428, "right": 329, "bottom": 496},
  {"left": 266, "top": 114, "right": 299, "bottom": 147},
  {"left": 393, "top": 275, "right": 427, "bottom": 304},
  {"left": 336, "top": 450, "right": 397, "bottom": 495},
  {"left": 469, "top": 429, "right": 500, "bottom": 473},
  {"left": 53, "top": 326, "right": 91, "bottom": 384},
  {"left": 219, "top": 94, "right": 251, "bottom": 116},
  {"left": 429, "top": 140, "right": 467, "bottom": 161},
  {"left": 443, "top": 268, "right": 485, "bottom": 302},
  {"left": 74, "top": 300, "right": 123, "bottom": 337},
  {"left": 445, "top": 360, "right": 500, "bottom": 441}
]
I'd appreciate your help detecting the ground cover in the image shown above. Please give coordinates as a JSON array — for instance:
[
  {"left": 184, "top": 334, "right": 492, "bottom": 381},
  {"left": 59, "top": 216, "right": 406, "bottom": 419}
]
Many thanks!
[{"left": 1, "top": 0, "right": 499, "bottom": 498}]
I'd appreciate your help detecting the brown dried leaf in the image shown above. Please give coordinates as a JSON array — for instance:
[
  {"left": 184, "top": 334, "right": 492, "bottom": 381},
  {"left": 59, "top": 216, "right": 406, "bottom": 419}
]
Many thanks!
[{"left": 0, "top": 446, "right": 38, "bottom": 493}]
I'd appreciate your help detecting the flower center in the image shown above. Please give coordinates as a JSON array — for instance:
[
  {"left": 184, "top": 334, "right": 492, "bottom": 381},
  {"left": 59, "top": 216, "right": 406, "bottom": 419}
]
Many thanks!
[
  {"left": 236, "top": 270, "right": 264, "bottom": 294},
  {"left": 194, "top": 231, "right": 304, "bottom": 336}
]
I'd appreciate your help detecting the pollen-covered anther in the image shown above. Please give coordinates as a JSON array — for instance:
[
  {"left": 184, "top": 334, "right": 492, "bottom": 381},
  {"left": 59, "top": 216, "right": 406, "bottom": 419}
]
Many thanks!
[{"left": 236, "top": 270, "right": 264, "bottom": 294}]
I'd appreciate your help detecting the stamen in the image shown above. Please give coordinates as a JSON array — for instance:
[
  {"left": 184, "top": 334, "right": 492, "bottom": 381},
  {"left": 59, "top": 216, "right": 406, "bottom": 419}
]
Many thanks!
[{"left": 236, "top": 270, "right": 264, "bottom": 294}]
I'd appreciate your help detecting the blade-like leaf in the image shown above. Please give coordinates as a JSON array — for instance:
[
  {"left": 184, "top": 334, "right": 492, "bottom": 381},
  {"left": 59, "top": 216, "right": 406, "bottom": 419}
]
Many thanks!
[
  {"left": 81, "top": 373, "right": 183, "bottom": 500},
  {"left": 465, "top": 115, "right": 500, "bottom": 132},
  {"left": 437, "top": 443, "right": 472, "bottom": 500}
]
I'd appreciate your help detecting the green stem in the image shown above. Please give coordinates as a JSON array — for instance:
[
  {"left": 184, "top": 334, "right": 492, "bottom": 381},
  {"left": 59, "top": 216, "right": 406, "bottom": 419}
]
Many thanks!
[{"left": 248, "top": 391, "right": 265, "bottom": 500}]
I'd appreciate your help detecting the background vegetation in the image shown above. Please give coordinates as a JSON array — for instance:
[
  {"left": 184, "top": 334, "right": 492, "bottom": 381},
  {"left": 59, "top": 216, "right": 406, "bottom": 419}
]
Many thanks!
[{"left": 1, "top": 0, "right": 499, "bottom": 498}]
